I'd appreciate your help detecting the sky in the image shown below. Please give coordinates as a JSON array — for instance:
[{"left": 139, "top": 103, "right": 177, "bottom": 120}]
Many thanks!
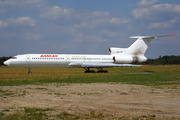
[{"left": 0, "top": 0, "right": 180, "bottom": 58}]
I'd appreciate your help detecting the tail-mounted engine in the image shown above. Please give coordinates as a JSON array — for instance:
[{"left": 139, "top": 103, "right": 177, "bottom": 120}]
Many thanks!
[
  {"left": 113, "top": 55, "right": 147, "bottom": 64},
  {"left": 109, "top": 47, "right": 126, "bottom": 55},
  {"left": 113, "top": 55, "right": 137, "bottom": 64}
]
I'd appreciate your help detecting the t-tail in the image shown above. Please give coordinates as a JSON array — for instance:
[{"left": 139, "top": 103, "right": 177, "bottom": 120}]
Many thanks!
[{"left": 109, "top": 34, "right": 175, "bottom": 64}]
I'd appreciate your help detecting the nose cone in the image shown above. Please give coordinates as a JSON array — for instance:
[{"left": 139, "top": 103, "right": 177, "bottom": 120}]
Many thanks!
[{"left": 4, "top": 60, "right": 10, "bottom": 66}]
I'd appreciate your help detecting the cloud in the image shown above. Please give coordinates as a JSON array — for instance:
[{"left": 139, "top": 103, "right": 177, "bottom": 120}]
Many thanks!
[
  {"left": 87, "top": 36, "right": 108, "bottom": 43},
  {"left": 0, "top": 17, "right": 35, "bottom": 27},
  {"left": 90, "top": 11, "right": 110, "bottom": 18},
  {"left": 40, "top": 6, "right": 75, "bottom": 20},
  {"left": 24, "top": 33, "right": 41, "bottom": 40},
  {"left": 111, "top": 18, "right": 129, "bottom": 24},
  {"left": 74, "top": 22, "right": 88, "bottom": 28},
  {"left": 137, "top": 0, "right": 157, "bottom": 6},
  {"left": 0, "top": 0, "right": 47, "bottom": 14},
  {"left": 148, "top": 19, "right": 176, "bottom": 29},
  {"left": 131, "top": 3, "right": 180, "bottom": 30},
  {"left": 132, "top": 4, "right": 180, "bottom": 19},
  {"left": 100, "top": 30, "right": 120, "bottom": 37},
  {"left": 41, "top": 8, "right": 111, "bottom": 21},
  {"left": 41, "top": 6, "right": 130, "bottom": 27}
]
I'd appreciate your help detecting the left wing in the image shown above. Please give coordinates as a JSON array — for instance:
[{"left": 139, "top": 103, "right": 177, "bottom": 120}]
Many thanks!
[{"left": 68, "top": 63, "right": 144, "bottom": 68}]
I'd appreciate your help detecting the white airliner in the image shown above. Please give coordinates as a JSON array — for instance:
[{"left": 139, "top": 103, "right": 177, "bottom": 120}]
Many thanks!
[{"left": 4, "top": 34, "right": 174, "bottom": 74}]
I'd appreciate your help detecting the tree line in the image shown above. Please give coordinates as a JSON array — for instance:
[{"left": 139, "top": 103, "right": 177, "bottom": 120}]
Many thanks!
[
  {"left": 0, "top": 57, "right": 11, "bottom": 66},
  {"left": 0, "top": 55, "right": 180, "bottom": 66},
  {"left": 143, "top": 55, "right": 180, "bottom": 65}
]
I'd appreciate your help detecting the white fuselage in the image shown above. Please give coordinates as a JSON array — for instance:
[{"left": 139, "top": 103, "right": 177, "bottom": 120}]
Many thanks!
[{"left": 5, "top": 54, "right": 114, "bottom": 68}]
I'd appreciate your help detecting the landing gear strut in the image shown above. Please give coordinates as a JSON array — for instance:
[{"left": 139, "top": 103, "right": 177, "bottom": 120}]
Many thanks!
[
  {"left": 84, "top": 68, "right": 95, "bottom": 73},
  {"left": 28, "top": 67, "right": 33, "bottom": 74}
]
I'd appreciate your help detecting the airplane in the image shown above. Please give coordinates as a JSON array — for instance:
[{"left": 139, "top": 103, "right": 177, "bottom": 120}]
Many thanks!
[{"left": 4, "top": 34, "right": 174, "bottom": 74}]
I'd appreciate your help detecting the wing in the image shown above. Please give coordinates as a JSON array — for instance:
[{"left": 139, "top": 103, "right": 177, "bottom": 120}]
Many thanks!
[{"left": 68, "top": 63, "right": 144, "bottom": 68}]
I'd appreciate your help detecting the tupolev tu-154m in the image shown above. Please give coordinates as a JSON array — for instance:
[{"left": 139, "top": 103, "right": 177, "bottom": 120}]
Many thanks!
[{"left": 4, "top": 34, "right": 174, "bottom": 74}]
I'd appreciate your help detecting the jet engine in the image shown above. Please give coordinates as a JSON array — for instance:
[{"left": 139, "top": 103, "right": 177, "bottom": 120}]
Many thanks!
[
  {"left": 113, "top": 55, "right": 137, "bottom": 64},
  {"left": 109, "top": 47, "right": 126, "bottom": 55},
  {"left": 136, "top": 55, "right": 147, "bottom": 63}
]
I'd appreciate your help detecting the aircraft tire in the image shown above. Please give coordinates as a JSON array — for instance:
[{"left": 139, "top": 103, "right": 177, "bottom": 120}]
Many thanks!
[
  {"left": 28, "top": 71, "right": 32, "bottom": 74},
  {"left": 85, "top": 70, "right": 95, "bottom": 73},
  {"left": 91, "top": 70, "right": 95, "bottom": 73},
  {"left": 97, "top": 70, "right": 102, "bottom": 73},
  {"left": 97, "top": 70, "right": 108, "bottom": 73},
  {"left": 104, "top": 70, "right": 108, "bottom": 73}
]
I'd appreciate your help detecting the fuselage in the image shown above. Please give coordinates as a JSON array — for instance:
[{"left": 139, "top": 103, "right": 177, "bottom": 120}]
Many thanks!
[{"left": 4, "top": 54, "right": 114, "bottom": 68}]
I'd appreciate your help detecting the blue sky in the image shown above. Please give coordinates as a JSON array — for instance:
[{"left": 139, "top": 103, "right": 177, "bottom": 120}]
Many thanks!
[{"left": 0, "top": 0, "right": 180, "bottom": 58}]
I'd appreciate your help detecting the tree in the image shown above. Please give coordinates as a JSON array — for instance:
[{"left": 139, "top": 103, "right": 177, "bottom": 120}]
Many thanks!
[{"left": 0, "top": 57, "right": 11, "bottom": 66}]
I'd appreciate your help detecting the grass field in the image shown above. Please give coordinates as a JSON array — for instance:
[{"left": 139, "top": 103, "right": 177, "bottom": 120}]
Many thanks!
[
  {"left": 0, "top": 65, "right": 180, "bottom": 120},
  {"left": 0, "top": 65, "right": 180, "bottom": 86}
]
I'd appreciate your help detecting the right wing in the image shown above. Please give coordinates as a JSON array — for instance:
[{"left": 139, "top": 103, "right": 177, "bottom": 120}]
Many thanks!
[{"left": 68, "top": 63, "right": 144, "bottom": 68}]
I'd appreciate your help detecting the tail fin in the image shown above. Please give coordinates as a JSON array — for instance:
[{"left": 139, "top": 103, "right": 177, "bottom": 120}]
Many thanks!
[{"left": 127, "top": 34, "right": 175, "bottom": 55}]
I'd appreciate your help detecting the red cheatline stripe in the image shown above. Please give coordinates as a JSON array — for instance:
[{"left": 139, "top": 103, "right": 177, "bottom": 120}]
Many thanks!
[
  {"left": 169, "top": 34, "right": 175, "bottom": 36},
  {"left": 142, "top": 65, "right": 149, "bottom": 66}
]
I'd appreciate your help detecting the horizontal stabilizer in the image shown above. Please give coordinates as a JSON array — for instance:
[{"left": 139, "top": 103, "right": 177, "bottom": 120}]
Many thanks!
[{"left": 130, "top": 34, "right": 175, "bottom": 40}]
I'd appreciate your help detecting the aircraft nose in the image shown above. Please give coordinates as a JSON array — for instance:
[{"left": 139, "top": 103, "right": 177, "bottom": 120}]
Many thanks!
[{"left": 4, "top": 60, "right": 10, "bottom": 66}]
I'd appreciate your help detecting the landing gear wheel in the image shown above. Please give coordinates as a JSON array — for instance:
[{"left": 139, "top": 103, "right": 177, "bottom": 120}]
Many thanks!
[
  {"left": 85, "top": 71, "right": 89, "bottom": 73},
  {"left": 104, "top": 70, "right": 108, "bottom": 73},
  {"left": 97, "top": 68, "right": 108, "bottom": 73},
  {"left": 85, "top": 70, "right": 95, "bottom": 73},
  {"left": 91, "top": 70, "right": 95, "bottom": 73},
  {"left": 28, "top": 71, "right": 32, "bottom": 74}
]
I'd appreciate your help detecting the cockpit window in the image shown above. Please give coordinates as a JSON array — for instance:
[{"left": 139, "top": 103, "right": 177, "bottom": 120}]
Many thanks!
[{"left": 11, "top": 57, "right": 17, "bottom": 59}]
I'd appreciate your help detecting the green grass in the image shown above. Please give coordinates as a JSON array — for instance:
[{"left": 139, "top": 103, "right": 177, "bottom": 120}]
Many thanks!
[
  {"left": 0, "top": 90, "right": 15, "bottom": 97},
  {"left": 0, "top": 108, "right": 52, "bottom": 120},
  {"left": 24, "top": 108, "right": 52, "bottom": 113},
  {"left": 0, "top": 110, "right": 177, "bottom": 120},
  {"left": 0, "top": 66, "right": 180, "bottom": 119},
  {"left": 0, "top": 65, "right": 180, "bottom": 87},
  {"left": 35, "top": 88, "right": 48, "bottom": 90},
  {"left": 54, "top": 93, "right": 67, "bottom": 96},
  {"left": 57, "top": 111, "right": 80, "bottom": 120}
]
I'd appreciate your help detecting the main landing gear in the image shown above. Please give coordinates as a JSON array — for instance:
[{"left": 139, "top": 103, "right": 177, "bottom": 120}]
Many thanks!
[
  {"left": 28, "top": 67, "right": 33, "bottom": 74},
  {"left": 97, "top": 68, "right": 108, "bottom": 73},
  {"left": 84, "top": 68, "right": 95, "bottom": 73},
  {"left": 84, "top": 68, "right": 108, "bottom": 73}
]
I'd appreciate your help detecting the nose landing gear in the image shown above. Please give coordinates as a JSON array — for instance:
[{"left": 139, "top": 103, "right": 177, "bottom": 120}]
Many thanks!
[{"left": 28, "top": 67, "right": 33, "bottom": 74}]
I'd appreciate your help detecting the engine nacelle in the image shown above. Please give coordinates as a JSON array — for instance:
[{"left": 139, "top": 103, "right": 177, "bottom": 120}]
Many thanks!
[
  {"left": 136, "top": 55, "right": 147, "bottom": 63},
  {"left": 109, "top": 47, "right": 126, "bottom": 55},
  {"left": 113, "top": 55, "right": 137, "bottom": 64}
]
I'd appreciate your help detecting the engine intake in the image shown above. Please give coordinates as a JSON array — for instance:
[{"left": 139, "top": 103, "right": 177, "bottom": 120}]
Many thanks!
[{"left": 109, "top": 47, "right": 126, "bottom": 54}]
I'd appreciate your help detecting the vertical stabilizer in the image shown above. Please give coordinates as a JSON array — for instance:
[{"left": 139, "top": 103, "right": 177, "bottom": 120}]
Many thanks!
[{"left": 128, "top": 34, "right": 175, "bottom": 55}]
